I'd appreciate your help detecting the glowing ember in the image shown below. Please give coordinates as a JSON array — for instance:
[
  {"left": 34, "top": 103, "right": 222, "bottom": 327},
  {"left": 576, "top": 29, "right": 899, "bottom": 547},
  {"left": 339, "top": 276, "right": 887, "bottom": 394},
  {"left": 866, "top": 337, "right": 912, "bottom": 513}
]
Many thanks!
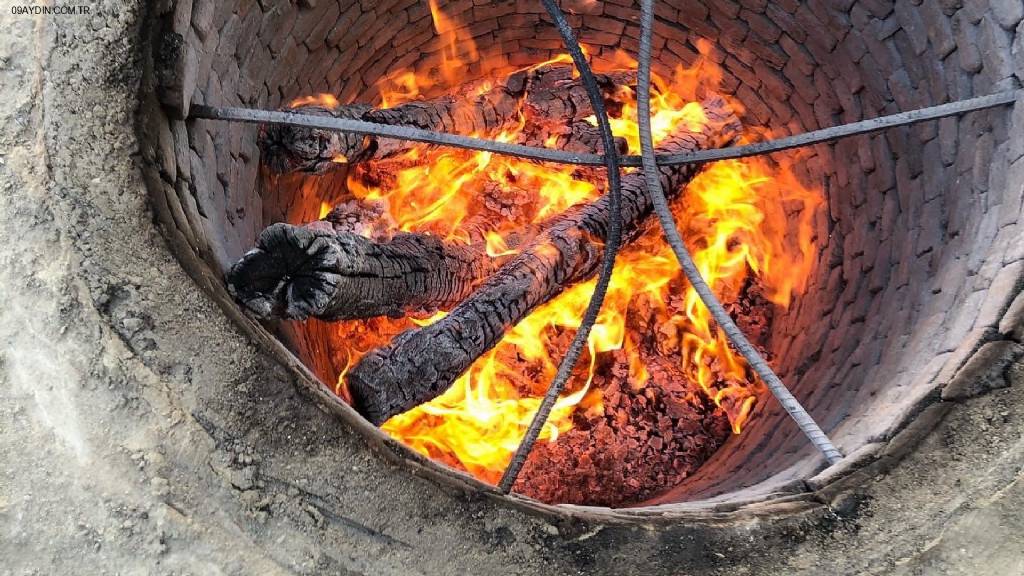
[{"left": 300, "top": 7, "right": 822, "bottom": 491}]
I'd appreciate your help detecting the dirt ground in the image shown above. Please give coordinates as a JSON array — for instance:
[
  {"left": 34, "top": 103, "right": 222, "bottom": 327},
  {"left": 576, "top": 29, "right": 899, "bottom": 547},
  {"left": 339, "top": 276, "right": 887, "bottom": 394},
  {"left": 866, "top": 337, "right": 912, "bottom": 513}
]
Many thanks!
[{"left": 1, "top": 3, "right": 1022, "bottom": 575}]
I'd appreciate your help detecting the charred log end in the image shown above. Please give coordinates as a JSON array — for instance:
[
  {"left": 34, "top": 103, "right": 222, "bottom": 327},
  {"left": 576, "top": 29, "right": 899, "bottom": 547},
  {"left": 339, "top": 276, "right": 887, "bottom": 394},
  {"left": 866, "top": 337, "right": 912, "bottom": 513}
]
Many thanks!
[
  {"left": 258, "top": 105, "right": 335, "bottom": 174},
  {"left": 347, "top": 327, "right": 471, "bottom": 426},
  {"left": 226, "top": 223, "right": 342, "bottom": 320}
]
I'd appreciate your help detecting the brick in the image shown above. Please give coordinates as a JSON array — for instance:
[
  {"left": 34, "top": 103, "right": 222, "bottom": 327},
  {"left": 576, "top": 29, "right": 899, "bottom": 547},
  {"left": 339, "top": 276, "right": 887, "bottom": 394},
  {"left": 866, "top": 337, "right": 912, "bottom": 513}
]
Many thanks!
[
  {"left": 992, "top": 0, "right": 1024, "bottom": 29},
  {"left": 663, "top": 38, "right": 698, "bottom": 65},
  {"left": 972, "top": 131, "right": 995, "bottom": 193},
  {"left": 918, "top": 0, "right": 957, "bottom": 57},
  {"left": 795, "top": 4, "right": 839, "bottom": 52},
  {"left": 976, "top": 260, "right": 1024, "bottom": 328},
  {"left": 303, "top": 5, "right": 340, "bottom": 49},
  {"left": 887, "top": 68, "right": 917, "bottom": 110},
  {"left": 234, "top": 6, "right": 262, "bottom": 61},
  {"left": 765, "top": 3, "right": 806, "bottom": 42},
  {"left": 467, "top": 17, "right": 499, "bottom": 38},
  {"left": 978, "top": 14, "right": 1017, "bottom": 88},
  {"left": 834, "top": 76, "right": 864, "bottom": 122},
  {"left": 893, "top": 1, "right": 929, "bottom": 54},
  {"left": 737, "top": 83, "right": 771, "bottom": 124},
  {"left": 743, "top": 35, "right": 787, "bottom": 69},
  {"left": 1015, "top": 21, "right": 1024, "bottom": 81},
  {"left": 584, "top": 15, "right": 626, "bottom": 35},
  {"left": 262, "top": 4, "right": 298, "bottom": 56},
  {"left": 938, "top": 116, "right": 958, "bottom": 166},
  {"left": 1009, "top": 95, "right": 1024, "bottom": 164},
  {"left": 919, "top": 51, "right": 948, "bottom": 104},
  {"left": 172, "top": 0, "right": 193, "bottom": 34},
  {"left": 472, "top": 0, "right": 516, "bottom": 21},
  {"left": 870, "top": 137, "right": 896, "bottom": 191},
  {"left": 954, "top": 14, "right": 983, "bottom": 73},
  {"left": 739, "top": 0, "right": 768, "bottom": 11},
  {"left": 859, "top": 0, "right": 894, "bottom": 19},
  {"left": 497, "top": 12, "right": 540, "bottom": 27},
  {"left": 518, "top": 37, "right": 565, "bottom": 50},
  {"left": 738, "top": 10, "right": 777, "bottom": 43},
  {"left": 725, "top": 55, "right": 760, "bottom": 90},
  {"left": 1001, "top": 156, "right": 1024, "bottom": 227},
  {"left": 191, "top": 0, "right": 215, "bottom": 41},
  {"left": 941, "top": 341, "right": 1023, "bottom": 400},
  {"left": 674, "top": 1, "right": 717, "bottom": 38},
  {"left": 328, "top": 8, "right": 373, "bottom": 49},
  {"left": 577, "top": 30, "right": 619, "bottom": 46},
  {"left": 1000, "top": 288, "right": 1024, "bottom": 340},
  {"left": 753, "top": 59, "right": 792, "bottom": 101},
  {"left": 602, "top": 3, "right": 639, "bottom": 22}
]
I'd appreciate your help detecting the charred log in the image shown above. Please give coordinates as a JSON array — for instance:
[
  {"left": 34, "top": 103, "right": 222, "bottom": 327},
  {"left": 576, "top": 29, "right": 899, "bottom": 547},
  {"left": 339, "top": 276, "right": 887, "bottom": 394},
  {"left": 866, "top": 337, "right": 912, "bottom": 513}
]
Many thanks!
[
  {"left": 234, "top": 117, "right": 611, "bottom": 323},
  {"left": 258, "top": 64, "right": 634, "bottom": 174},
  {"left": 226, "top": 220, "right": 496, "bottom": 321},
  {"left": 346, "top": 96, "right": 742, "bottom": 425}
]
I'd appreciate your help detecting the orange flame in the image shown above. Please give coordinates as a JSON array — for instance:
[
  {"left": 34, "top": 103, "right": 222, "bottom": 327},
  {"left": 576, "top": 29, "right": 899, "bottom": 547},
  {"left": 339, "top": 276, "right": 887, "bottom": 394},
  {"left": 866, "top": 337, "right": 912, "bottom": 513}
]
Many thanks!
[
  {"left": 308, "top": 5, "right": 822, "bottom": 485},
  {"left": 288, "top": 93, "right": 340, "bottom": 109}
]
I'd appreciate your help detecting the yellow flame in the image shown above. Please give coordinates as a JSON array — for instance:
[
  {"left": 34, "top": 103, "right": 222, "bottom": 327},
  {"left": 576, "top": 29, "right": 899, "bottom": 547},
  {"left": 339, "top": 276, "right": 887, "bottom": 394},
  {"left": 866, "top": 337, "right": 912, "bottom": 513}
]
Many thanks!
[
  {"left": 484, "top": 231, "right": 517, "bottom": 258},
  {"left": 310, "top": 4, "right": 822, "bottom": 484},
  {"left": 289, "top": 93, "right": 340, "bottom": 109}
]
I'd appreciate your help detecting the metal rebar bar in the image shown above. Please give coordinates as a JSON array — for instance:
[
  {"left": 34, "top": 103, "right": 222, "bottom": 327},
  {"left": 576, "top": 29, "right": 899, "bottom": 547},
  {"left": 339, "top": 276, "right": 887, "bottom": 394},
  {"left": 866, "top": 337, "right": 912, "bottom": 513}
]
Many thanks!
[
  {"left": 496, "top": 0, "right": 625, "bottom": 494},
  {"left": 634, "top": 0, "right": 841, "bottom": 465},
  {"left": 190, "top": 91, "right": 1019, "bottom": 168}
]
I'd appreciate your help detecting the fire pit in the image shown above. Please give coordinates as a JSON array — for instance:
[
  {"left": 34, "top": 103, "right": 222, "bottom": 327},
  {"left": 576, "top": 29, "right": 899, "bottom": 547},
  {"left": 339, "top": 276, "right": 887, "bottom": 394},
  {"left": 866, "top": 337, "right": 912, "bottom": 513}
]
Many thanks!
[{"left": 140, "top": 0, "right": 1024, "bottom": 513}]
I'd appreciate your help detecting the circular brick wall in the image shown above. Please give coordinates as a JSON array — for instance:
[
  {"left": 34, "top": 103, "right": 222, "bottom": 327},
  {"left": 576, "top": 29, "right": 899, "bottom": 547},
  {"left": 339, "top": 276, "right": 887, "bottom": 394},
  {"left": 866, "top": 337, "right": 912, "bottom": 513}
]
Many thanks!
[{"left": 140, "top": 0, "right": 1024, "bottom": 509}]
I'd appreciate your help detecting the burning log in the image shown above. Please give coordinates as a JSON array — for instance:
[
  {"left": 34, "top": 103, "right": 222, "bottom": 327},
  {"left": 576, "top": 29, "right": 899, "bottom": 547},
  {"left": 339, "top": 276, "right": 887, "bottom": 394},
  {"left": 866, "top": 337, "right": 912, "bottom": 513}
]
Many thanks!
[
  {"left": 258, "top": 64, "right": 632, "bottom": 174},
  {"left": 226, "top": 200, "right": 499, "bottom": 321},
  {"left": 231, "top": 112, "right": 609, "bottom": 322},
  {"left": 347, "top": 96, "right": 742, "bottom": 425}
]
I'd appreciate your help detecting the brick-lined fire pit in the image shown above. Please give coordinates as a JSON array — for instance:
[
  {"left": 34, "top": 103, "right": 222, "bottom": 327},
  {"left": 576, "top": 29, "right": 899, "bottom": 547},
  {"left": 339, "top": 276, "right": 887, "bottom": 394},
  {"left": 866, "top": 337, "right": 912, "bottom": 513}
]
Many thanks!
[{"left": 139, "top": 0, "right": 1024, "bottom": 513}]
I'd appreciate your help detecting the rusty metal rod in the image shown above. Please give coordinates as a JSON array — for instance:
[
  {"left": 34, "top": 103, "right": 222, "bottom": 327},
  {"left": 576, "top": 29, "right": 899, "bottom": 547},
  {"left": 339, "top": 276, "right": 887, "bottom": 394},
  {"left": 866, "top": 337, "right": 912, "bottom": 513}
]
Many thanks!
[
  {"left": 634, "top": 0, "right": 841, "bottom": 464},
  {"left": 496, "top": 0, "right": 626, "bottom": 495},
  {"left": 190, "top": 90, "right": 1019, "bottom": 168}
]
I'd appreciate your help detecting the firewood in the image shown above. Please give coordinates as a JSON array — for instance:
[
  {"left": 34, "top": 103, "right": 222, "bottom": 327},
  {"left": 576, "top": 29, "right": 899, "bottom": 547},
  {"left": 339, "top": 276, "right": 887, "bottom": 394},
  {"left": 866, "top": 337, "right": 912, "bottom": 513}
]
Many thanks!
[
  {"left": 226, "top": 214, "right": 497, "bottom": 321},
  {"left": 258, "top": 64, "right": 633, "bottom": 174},
  {"left": 346, "top": 96, "right": 742, "bottom": 425},
  {"left": 231, "top": 114, "right": 609, "bottom": 322}
]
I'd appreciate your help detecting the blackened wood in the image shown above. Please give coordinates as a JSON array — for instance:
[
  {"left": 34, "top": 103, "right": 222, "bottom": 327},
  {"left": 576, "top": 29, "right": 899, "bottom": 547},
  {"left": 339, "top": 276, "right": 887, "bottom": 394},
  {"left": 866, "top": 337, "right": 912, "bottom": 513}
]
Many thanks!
[
  {"left": 258, "top": 104, "right": 371, "bottom": 174},
  {"left": 347, "top": 97, "right": 742, "bottom": 425},
  {"left": 226, "top": 221, "right": 496, "bottom": 321},
  {"left": 257, "top": 64, "right": 636, "bottom": 174}
]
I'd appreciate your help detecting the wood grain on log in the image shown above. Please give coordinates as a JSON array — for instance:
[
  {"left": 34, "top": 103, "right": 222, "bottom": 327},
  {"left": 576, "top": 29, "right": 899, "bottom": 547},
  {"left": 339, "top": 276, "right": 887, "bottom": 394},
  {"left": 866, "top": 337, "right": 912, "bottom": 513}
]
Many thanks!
[
  {"left": 258, "top": 64, "right": 634, "bottom": 174},
  {"left": 347, "top": 96, "right": 742, "bottom": 425},
  {"left": 226, "top": 219, "right": 496, "bottom": 321},
  {"left": 233, "top": 116, "right": 609, "bottom": 323}
]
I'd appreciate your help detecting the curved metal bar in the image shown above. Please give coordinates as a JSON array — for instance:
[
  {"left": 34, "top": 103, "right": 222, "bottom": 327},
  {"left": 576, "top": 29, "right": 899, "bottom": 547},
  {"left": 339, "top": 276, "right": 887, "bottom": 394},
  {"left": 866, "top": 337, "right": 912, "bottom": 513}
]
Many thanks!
[
  {"left": 634, "top": 0, "right": 842, "bottom": 465},
  {"left": 497, "top": 0, "right": 626, "bottom": 494}
]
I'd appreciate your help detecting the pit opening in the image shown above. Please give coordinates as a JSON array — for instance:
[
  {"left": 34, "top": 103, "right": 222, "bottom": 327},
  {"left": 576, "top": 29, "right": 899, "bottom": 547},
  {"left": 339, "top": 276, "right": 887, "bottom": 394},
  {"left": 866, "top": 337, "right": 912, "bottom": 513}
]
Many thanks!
[{"left": 141, "top": 0, "right": 1024, "bottom": 511}]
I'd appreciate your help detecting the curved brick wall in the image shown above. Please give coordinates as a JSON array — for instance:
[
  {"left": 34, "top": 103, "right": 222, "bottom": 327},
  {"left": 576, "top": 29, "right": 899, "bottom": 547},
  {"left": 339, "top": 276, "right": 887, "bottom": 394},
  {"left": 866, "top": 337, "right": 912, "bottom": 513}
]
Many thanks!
[{"left": 140, "top": 0, "right": 1024, "bottom": 507}]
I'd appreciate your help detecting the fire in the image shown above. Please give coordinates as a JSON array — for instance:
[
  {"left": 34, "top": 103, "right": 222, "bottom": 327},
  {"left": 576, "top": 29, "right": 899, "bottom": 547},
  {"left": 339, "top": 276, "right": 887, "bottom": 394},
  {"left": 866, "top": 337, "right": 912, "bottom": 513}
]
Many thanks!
[
  {"left": 288, "top": 93, "right": 340, "bottom": 108},
  {"left": 310, "top": 8, "right": 822, "bottom": 485}
]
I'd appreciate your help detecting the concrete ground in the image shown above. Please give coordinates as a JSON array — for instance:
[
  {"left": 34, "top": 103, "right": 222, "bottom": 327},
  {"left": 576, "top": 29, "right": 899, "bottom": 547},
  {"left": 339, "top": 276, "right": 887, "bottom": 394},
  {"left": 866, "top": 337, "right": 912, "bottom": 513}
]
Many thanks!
[{"left": 1, "top": 3, "right": 1022, "bottom": 575}]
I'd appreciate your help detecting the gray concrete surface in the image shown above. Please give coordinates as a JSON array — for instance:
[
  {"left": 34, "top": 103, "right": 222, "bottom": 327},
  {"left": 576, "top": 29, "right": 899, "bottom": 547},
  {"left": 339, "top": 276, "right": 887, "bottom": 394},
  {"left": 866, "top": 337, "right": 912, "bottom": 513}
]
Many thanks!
[{"left": 1, "top": 3, "right": 1022, "bottom": 575}]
